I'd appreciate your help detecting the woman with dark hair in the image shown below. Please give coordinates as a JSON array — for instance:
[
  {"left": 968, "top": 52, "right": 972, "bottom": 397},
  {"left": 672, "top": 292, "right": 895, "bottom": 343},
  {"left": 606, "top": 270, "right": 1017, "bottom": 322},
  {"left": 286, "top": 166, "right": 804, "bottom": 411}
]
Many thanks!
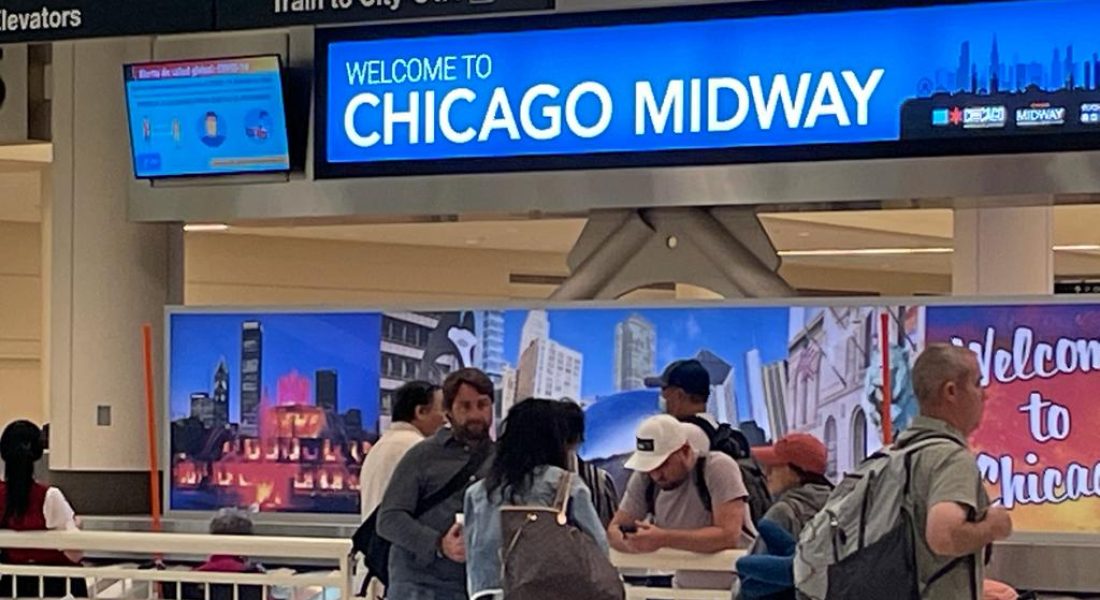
[
  {"left": 557, "top": 401, "right": 620, "bottom": 528},
  {"left": 463, "top": 399, "right": 609, "bottom": 600},
  {"left": 0, "top": 420, "right": 86, "bottom": 598}
]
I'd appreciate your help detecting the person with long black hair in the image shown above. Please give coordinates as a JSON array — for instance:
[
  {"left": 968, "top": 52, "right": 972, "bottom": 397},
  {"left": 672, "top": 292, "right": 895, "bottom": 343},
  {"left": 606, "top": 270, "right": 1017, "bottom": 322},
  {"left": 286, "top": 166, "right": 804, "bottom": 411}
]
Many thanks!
[
  {"left": 463, "top": 398, "right": 609, "bottom": 600},
  {"left": 0, "top": 420, "right": 86, "bottom": 598},
  {"left": 557, "top": 401, "right": 620, "bottom": 529}
]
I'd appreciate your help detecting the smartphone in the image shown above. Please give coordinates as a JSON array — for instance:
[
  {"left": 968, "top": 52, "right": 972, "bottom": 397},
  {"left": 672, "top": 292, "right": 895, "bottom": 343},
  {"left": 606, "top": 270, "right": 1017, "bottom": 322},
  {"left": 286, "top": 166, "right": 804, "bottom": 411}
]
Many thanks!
[{"left": 618, "top": 524, "right": 638, "bottom": 535}]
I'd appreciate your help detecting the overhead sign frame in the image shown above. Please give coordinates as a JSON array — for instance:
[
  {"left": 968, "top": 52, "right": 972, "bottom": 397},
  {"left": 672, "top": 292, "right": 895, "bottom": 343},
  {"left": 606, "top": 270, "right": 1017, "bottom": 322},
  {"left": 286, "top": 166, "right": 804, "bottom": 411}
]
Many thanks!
[
  {"left": 313, "top": 0, "right": 1100, "bottom": 179},
  {"left": 0, "top": 0, "right": 553, "bottom": 44},
  {"left": 216, "top": 0, "right": 555, "bottom": 31}
]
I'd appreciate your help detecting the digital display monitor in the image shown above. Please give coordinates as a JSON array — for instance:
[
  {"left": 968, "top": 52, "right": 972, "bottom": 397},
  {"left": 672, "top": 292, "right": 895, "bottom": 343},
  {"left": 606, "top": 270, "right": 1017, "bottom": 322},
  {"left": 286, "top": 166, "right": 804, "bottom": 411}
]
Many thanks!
[
  {"left": 315, "top": 0, "right": 1100, "bottom": 178},
  {"left": 125, "top": 55, "right": 291, "bottom": 179}
]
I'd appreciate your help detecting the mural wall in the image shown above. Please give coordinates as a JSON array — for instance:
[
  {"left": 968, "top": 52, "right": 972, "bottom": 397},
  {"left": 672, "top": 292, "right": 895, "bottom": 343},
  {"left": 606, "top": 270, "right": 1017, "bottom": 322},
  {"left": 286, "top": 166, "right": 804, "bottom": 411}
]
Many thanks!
[{"left": 166, "top": 302, "right": 1100, "bottom": 535}]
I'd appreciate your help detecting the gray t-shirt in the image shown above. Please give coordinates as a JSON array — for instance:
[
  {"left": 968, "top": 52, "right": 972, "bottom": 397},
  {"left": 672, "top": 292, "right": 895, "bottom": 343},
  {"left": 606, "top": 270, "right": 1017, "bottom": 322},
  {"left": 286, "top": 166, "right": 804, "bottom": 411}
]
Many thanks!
[
  {"left": 898, "top": 417, "right": 990, "bottom": 600},
  {"left": 620, "top": 451, "right": 752, "bottom": 590}
]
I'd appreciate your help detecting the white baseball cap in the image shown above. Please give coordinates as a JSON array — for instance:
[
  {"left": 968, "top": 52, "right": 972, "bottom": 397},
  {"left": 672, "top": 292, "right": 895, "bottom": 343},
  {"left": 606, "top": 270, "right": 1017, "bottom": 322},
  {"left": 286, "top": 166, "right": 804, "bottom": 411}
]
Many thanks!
[{"left": 625, "top": 415, "right": 690, "bottom": 473}]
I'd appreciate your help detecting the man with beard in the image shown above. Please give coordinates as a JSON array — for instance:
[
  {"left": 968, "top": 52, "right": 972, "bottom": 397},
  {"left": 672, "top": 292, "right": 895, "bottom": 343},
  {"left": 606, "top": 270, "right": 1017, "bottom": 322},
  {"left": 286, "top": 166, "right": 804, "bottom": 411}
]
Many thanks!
[
  {"left": 609, "top": 415, "right": 752, "bottom": 591},
  {"left": 378, "top": 368, "right": 495, "bottom": 600}
]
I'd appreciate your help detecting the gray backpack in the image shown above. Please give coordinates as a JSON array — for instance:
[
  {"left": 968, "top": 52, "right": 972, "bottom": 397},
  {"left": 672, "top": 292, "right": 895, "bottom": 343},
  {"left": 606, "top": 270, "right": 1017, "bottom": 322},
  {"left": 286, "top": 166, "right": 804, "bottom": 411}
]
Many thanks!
[{"left": 793, "top": 434, "right": 973, "bottom": 600}]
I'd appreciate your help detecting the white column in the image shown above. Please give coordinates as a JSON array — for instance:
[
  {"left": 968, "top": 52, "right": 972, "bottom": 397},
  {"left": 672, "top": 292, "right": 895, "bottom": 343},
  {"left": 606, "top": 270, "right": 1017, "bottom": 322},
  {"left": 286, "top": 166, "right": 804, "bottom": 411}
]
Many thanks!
[
  {"left": 45, "top": 39, "right": 181, "bottom": 472},
  {"left": 952, "top": 204, "right": 1054, "bottom": 296}
]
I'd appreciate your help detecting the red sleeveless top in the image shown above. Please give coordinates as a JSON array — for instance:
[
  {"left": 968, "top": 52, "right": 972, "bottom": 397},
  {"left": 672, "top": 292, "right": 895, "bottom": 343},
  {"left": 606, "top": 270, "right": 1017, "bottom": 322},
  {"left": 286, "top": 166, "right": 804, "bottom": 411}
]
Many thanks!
[{"left": 0, "top": 482, "right": 78, "bottom": 566}]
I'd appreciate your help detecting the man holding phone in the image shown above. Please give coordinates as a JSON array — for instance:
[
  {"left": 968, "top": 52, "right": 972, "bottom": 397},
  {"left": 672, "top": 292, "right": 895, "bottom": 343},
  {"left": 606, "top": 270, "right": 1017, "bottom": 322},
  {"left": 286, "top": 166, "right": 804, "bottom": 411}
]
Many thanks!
[{"left": 609, "top": 415, "right": 752, "bottom": 590}]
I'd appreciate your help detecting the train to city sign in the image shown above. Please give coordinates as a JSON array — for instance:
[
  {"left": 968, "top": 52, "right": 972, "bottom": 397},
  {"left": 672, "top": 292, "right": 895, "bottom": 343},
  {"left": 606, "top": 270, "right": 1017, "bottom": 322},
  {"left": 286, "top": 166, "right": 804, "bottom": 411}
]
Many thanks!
[
  {"left": 167, "top": 302, "right": 1100, "bottom": 537},
  {"left": 316, "top": 0, "right": 1100, "bottom": 176}
]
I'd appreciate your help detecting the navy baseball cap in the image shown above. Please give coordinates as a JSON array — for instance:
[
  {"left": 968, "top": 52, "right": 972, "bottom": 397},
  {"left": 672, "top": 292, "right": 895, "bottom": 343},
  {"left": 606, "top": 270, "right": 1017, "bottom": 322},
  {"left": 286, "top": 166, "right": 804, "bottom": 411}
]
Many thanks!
[{"left": 644, "top": 359, "right": 711, "bottom": 397}]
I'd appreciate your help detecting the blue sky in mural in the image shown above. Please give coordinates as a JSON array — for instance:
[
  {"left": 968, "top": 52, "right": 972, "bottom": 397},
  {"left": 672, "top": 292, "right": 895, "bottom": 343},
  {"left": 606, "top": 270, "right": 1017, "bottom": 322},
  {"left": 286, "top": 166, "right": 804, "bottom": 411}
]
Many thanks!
[
  {"left": 169, "top": 312, "right": 381, "bottom": 427},
  {"left": 502, "top": 307, "right": 788, "bottom": 418}
]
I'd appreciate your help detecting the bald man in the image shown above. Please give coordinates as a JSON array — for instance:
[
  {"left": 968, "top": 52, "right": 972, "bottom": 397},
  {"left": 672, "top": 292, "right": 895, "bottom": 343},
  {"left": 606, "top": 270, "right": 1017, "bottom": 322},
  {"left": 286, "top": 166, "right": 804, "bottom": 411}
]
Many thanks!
[{"left": 897, "top": 343, "right": 1012, "bottom": 599}]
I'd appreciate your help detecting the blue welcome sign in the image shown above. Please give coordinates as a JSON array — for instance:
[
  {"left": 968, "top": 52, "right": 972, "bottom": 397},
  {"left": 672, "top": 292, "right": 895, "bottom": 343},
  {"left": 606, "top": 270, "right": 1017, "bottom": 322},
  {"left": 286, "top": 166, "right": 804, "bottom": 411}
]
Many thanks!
[{"left": 315, "top": 0, "right": 1100, "bottom": 178}]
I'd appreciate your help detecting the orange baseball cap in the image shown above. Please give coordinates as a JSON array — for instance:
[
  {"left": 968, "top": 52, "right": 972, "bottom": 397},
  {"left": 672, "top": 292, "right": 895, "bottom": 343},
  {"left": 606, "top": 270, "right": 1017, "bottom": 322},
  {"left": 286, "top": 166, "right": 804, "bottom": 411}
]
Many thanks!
[{"left": 753, "top": 432, "right": 828, "bottom": 476}]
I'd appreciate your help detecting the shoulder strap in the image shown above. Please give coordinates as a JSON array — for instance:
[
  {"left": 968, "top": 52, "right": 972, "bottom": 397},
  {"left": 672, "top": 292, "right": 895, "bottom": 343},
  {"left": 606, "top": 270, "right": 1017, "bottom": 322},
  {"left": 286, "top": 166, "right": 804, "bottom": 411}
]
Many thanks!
[
  {"left": 414, "top": 442, "right": 490, "bottom": 518},
  {"left": 643, "top": 458, "right": 712, "bottom": 517},
  {"left": 693, "top": 456, "right": 712, "bottom": 512},
  {"left": 680, "top": 415, "right": 718, "bottom": 439},
  {"left": 644, "top": 478, "right": 656, "bottom": 516},
  {"left": 899, "top": 433, "right": 971, "bottom": 504},
  {"left": 553, "top": 472, "right": 574, "bottom": 524},
  {"left": 694, "top": 456, "right": 757, "bottom": 539},
  {"left": 895, "top": 433, "right": 966, "bottom": 453}
]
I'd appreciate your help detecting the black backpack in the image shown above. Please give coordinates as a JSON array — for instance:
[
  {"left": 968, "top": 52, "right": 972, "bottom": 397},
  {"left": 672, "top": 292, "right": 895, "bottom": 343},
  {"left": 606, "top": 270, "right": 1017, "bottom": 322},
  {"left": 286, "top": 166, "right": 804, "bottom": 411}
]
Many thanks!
[
  {"left": 678, "top": 415, "right": 773, "bottom": 527},
  {"left": 352, "top": 445, "right": 489, "bottom": 591},
  {"left": 352, "top": 509, "right": 395, "bottom": 589}
]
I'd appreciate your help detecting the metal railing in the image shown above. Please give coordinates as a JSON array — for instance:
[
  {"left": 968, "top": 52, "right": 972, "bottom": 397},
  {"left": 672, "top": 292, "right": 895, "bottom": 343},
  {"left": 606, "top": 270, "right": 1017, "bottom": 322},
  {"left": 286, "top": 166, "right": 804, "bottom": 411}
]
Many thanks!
[
  {"left": 611, "top": 548, "right": 743, "bottom": 600},
  {"left": 0, "top": 530, "right": 352, "bottom": 599},
  {"left": 0, "top": 531, "right": 737, "bottom": 599}
]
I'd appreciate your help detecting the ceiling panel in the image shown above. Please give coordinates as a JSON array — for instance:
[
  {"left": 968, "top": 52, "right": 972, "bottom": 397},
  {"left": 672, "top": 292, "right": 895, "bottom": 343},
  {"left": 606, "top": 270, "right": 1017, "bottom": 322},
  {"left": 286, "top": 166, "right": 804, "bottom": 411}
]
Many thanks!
[
  {"left": 760, "top": 209, "right": 954, "bottom": 240},
  {"left": 1055, "top": 205, "right": 1100, "bottom": 246},
  {"left": 208, "top": 204, "right": 1100, "bottom": 278},
  {"left": 227, "top": 220, "right": 587, "bottom": 254},
  {"left": 759, "top": 214, "right": 949, "bottom": 251}
]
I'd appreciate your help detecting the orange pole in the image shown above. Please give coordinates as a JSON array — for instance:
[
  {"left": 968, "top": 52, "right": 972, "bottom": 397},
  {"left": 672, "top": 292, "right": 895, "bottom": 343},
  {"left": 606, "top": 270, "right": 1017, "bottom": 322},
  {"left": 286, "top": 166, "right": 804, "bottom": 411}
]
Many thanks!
[
  {"left": 880, "top": 312, "right": 893, "bottom": 445},
  {"left": 142, "top": 324, "right": 163, "bottom": 534}
]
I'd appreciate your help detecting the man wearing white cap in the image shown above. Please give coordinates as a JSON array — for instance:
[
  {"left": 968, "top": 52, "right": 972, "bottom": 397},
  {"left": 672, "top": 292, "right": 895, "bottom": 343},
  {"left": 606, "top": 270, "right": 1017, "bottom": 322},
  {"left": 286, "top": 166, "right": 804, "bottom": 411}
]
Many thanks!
[{"left": 608, "top": 415, "right": 752, "bottom": 590}]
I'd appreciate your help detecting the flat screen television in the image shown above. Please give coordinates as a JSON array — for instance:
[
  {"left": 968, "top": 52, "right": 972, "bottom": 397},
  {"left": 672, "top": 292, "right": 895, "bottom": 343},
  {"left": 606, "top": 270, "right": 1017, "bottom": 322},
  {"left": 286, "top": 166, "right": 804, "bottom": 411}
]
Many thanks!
[{"left": 124, "top": 55, "right": 291, "bottom": 179}]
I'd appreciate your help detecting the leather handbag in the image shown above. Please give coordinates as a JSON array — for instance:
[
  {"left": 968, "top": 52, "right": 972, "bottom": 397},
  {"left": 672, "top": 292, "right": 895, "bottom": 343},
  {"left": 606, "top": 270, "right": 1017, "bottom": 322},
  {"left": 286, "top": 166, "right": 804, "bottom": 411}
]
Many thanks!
[{"left": 500, "top": 472, "right": 625, "bottom": 600}]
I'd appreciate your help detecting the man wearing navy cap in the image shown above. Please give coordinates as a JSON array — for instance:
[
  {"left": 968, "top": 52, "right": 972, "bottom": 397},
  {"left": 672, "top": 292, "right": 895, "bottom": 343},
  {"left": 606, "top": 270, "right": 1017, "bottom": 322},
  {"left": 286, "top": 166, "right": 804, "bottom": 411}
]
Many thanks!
[{"left": 645, "top": 359, "right": 715, "bottom": 425}]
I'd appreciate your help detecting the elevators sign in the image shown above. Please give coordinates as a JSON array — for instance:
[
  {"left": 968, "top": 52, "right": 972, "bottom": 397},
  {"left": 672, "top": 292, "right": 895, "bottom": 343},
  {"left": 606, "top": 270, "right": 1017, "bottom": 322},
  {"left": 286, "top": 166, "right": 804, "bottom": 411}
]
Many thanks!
[
  {"left": 0, "top": 0, "right": 212, "bottom": 43},
  {"left": 0, "top": 0, "right": 552, "bottom": 44}
]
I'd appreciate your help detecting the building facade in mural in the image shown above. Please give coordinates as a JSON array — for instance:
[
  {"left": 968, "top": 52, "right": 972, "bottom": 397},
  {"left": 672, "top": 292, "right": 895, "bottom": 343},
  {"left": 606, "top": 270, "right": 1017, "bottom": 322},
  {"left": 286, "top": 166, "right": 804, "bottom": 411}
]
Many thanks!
[
  {"left": 516, "top": 338, "right": 583, "bottom": 401},
  {"left": 695, "top": 349, "right": 737, "bottom": 426},
  {"left": 420, "top": 311, "right": 478, "bottom": 383},
  {"left": 213, "top": 360, "right": 230, "bottom": 427},
  {"left": 762, "top": 360, "right": 789, "bottom": 438},
  {"left": 379, "top": 312, "right": 438, "bottom": 428},
  {"left": 614, "top": 313, "right": 656, "bottom": 391},
  {"left": 784, "top": 306, "right": 925, "bottom": 478},
  {"left": 239, "top": 321, "right": 263, "bottom": 437},
  {"left": 498, "top": 365, "right": 518, "bottom": 423},
  {"left": 479, "top": 310, "right": 506, "bottom": 385},
  {"left": 745, "top": 349, "right": 772, "bottom": 441},
  {"left": 379, "top": 311, "right": 480, "bottom": 430},
  {"left": 514, "top": 310, "right": 584, "bottom": 402},
  {"left": 520, "top": 309, "right": 549, "bottom": 357}
]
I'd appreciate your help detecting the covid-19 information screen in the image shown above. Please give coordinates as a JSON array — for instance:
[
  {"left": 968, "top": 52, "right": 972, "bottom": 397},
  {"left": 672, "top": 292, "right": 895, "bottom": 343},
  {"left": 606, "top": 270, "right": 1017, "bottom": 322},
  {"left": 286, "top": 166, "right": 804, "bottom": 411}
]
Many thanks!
[
  {"left": 315, "top": 0, "right": 1100, "bottom": 177},
  {"left": 125, "top": 56, "right": 291, "bottom": 179}
]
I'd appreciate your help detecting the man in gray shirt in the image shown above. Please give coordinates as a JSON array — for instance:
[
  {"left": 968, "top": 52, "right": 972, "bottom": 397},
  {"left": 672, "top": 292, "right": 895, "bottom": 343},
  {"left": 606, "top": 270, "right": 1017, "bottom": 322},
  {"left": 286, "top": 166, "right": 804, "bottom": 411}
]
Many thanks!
[
  {"left": 904, "top": 344, "right": 1012, "bottom": 599},
  {"left": 609, "top": 414, "right": 751, "bottom": 590},
  {"left": 377, "top": 368, "right": 495, "bottom": 600}
]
